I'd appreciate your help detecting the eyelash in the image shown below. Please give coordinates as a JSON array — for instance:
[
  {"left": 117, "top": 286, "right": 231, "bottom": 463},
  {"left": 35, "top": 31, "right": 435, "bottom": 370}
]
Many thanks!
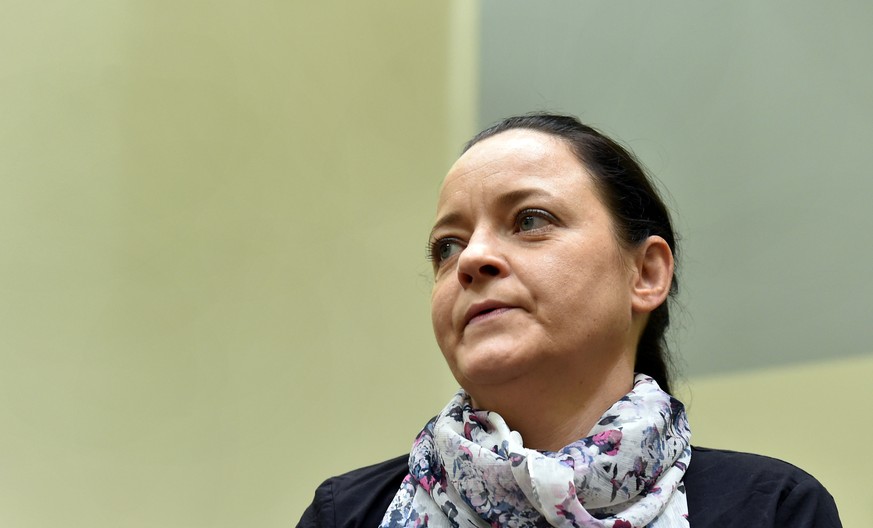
[
  {"left": 515, "top": 208, "right": 557, "bottom": 232},
  {"left": 427, "top": 208, "right": 558, "bottom": 266},
  {"left": 426, "top": 237, "right": 463, "bottom": 265}
]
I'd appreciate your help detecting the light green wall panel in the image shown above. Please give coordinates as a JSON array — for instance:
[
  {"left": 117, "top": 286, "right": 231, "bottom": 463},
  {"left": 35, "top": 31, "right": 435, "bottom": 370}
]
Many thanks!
[{"left": 0, "top": 1, "right": 473, "bottom": 525}]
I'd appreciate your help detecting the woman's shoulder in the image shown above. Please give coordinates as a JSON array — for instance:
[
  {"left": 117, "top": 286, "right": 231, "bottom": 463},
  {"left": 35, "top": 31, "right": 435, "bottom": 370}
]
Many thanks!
[
  {"left": 686, "top": 446, "right": 841, "bottom": 527},
  {"left": 687, "top": 445, "right": 816, "bottom": 479},
  {"left": 296, "top": 455, "right": 408, "bottom": 528}
]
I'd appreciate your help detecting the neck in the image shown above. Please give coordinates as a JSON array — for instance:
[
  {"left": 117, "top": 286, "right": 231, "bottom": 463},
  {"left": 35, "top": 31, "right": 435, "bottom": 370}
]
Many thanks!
[{"left": 467, "top": 360, "right": 634, "bottom": 452}]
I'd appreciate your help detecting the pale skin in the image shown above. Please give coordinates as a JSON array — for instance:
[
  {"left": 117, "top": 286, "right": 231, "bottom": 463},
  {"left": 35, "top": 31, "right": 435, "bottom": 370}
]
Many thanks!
[{"left": 429, "top": 129, "right": 674, "bottom": 451}]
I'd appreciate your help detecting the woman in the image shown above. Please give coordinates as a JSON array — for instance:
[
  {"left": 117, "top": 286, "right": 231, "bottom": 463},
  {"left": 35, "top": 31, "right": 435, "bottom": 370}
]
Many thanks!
[{"left": 298, "top": 114, "right": 841, "bottom": 527}]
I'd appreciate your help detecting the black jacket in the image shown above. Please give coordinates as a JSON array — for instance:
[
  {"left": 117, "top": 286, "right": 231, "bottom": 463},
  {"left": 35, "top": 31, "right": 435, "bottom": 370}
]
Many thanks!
[{"left": 297, "top": 446, "right": 841, "bottom": 527}]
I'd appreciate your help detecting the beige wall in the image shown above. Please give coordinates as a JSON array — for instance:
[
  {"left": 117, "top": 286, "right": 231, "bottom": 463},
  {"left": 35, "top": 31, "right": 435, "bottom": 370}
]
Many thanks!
[
  {"left": 0, "top": 2, "right": 474, "bottom": 526},
  {"left": 676, "top": 355, "right": 872, "bottom": 526}
]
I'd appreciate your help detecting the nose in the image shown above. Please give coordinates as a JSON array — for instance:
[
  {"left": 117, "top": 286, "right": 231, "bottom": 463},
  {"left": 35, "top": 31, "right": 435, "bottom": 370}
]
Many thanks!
[{"left": 456, "top": 230, "right": 510, "bottom": 288}]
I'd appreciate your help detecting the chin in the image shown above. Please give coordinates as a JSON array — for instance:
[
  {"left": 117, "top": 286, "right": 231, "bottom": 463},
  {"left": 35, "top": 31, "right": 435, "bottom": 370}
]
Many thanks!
[{"left": 446, "top": 339, "right": 535, "bottom": 389}]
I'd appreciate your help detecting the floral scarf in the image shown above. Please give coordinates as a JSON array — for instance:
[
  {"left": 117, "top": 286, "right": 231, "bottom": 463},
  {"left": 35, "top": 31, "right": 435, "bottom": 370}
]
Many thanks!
[{"left": 380, "top": 374, "right": 691, "bottom": 528}]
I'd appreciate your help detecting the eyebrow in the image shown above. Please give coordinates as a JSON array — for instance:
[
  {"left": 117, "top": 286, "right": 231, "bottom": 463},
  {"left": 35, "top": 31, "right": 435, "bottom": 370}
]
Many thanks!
[{"left": 429, "top": 187, "right": 558, "bottom": 238}]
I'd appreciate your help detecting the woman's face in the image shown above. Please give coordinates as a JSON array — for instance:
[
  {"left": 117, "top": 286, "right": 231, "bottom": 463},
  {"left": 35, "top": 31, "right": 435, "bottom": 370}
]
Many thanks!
[{"left": 429, "top": 129, "right": 641, "bottom": 396}]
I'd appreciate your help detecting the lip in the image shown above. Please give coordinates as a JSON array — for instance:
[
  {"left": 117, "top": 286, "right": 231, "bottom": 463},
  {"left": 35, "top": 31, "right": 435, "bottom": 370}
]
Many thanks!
[{"left": 463, "top": 300, "right": 517, "bottom": 328}]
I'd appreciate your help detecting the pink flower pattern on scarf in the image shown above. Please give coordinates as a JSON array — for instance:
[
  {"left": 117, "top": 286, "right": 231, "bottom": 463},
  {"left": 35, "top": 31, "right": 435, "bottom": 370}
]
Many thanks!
[{"left": 380, "top": 374, "right": 691, "bottom": 528}]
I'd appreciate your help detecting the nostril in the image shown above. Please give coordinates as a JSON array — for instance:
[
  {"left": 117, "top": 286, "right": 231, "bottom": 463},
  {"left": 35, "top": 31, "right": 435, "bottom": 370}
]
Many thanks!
[
  {"left": 457, "top": 255, "right": 504, "bottom": 288},
  {"left": 479, "top": 264, "right": 500, "bottom": 276}
]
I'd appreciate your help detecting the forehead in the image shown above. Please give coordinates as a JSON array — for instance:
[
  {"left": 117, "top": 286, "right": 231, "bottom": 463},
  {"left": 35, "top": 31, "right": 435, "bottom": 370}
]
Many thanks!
[{"left": 436, "top": 129, "right": 594, "bottom": 211}]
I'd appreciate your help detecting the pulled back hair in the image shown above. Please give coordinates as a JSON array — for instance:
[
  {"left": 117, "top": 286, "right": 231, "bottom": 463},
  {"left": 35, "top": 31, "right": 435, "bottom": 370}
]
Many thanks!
[{"left": 463, "top": 113, "right": 678, "bottom": 394}]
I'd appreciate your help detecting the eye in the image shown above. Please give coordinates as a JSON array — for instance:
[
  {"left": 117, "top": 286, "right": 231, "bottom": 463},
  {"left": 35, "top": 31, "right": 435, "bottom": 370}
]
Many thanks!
[
  {"left": 516, "top": 209, "right": 556, "bottom": 232},
  {"left": 428, "top": 237, "right": 465, "bottom": 266}
]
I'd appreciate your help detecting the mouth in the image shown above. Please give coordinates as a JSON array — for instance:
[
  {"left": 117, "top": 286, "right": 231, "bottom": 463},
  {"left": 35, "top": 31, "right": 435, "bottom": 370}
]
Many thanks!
[{"left": 463, "top": 300, "right": 516, "bottom": 328}]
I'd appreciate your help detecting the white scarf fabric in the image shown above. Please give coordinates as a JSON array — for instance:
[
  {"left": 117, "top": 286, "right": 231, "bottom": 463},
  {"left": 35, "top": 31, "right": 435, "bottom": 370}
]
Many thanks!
[{"left": 380, "top": 374, "right": 691, "bottom": 528}]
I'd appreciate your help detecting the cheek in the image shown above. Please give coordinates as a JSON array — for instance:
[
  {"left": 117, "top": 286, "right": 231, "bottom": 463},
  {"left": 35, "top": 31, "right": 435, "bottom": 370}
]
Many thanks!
[
  {"left": 430, "top": 282, "right": 455, "bottom": 351},
  {"left": 538, "top": 240, "right": 629, "bottom": 316}
]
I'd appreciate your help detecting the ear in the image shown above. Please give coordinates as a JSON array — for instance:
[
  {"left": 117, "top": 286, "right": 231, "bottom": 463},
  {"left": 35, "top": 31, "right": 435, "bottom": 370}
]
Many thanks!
[{"left": 630, "top": 236, "right": 674, "bottom": 314}]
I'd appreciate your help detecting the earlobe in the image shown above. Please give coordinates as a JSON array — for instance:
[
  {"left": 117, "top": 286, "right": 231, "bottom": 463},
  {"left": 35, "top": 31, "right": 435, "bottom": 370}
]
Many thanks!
[{"left": 631, "top": 236, "right": 674, "bottom": 314}]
